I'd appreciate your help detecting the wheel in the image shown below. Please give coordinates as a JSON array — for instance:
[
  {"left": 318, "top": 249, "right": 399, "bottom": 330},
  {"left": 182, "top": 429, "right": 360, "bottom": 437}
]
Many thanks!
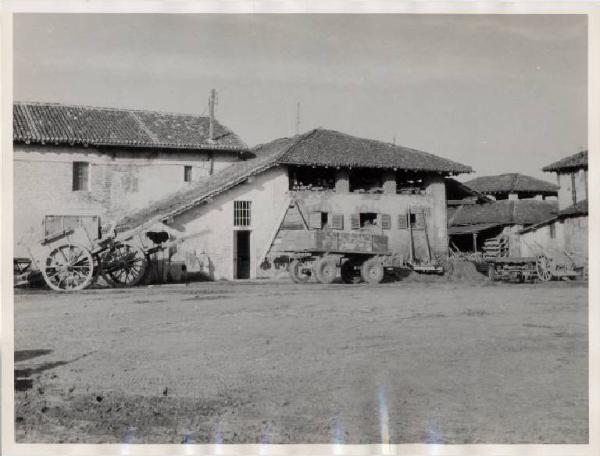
[
  {"left": 289, "top": 259, "right": 311, "bottom": 283},
  {"left": 42, "top": 243, "right": 95, "bottom": 292},
  {"left": 100, "top": 243, "right": 147, "bottom": 287},
  {"left": 360, "top": 258, "right": 384, "bottom": 284},
  {"left": 487, "top": 264, "right": 496, "bottom": 281},
  {"left": 314, "top": 256, "right": 337, "bottom": 284},
  {"left": 340, "top": 260, "right": 362, "bottom": 284},
  {"left": 536, "top": 255, "right": 553, "bottom": 282}
]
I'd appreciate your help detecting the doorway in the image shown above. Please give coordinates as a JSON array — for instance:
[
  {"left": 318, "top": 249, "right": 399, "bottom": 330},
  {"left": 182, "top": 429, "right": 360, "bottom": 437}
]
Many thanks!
[{"left": 234, "top": 230, "right": 251, "bottom": 279}]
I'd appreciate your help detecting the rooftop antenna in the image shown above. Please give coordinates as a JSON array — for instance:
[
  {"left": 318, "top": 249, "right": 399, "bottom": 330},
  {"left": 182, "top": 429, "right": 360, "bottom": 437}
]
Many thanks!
[
  {"left": 296, "top": 102, "right": 301, "bottom": 136},
  {"left": 208, "top": 88, "right": 216, "bottom": 143},
  {"left": 392, "top": 135, "right": 396, "bottom": 145}
]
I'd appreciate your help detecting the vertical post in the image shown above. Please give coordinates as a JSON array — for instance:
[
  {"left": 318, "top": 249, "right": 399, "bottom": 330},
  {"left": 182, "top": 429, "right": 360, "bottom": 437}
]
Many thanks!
[
  {"left": 472, "top": 232, "right": 478, "bottom": 252},
  {"left": 408, "top": 207, "right": 414, "bottom": 263},
  {"left": 208, "top": 89, "right": 216, "bottom": 143},
  {"left": 296, "top": 102, "right": 301, "bottom": 135}
]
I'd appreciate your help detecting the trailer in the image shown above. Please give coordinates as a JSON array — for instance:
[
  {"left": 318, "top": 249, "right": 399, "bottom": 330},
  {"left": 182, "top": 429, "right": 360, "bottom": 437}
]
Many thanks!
[{"left": 285, "top": 230, "right": 442, "bottom": 285}]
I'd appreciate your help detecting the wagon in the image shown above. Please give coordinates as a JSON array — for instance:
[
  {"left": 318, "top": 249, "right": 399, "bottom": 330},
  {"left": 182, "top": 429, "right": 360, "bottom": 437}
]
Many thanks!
[
  {"left": 487, "top": 254, "right": 582, "bottom": 283},
  {"left": 38, "top": 221, "right": 177, "bottom": 292},
  {"left": 283, "top": 230, "right": 441, "bottom": 285}
]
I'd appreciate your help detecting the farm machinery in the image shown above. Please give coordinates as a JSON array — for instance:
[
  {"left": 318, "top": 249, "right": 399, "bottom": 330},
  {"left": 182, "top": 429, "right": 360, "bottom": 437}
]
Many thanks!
[
  {"left": 483, "top": 235, "right": 583, "bottom": 283},
  {"left": 23, "top": 220, "right": 180, "bottom": 292},
  {"left": 284, "top": 230, "right": 443, "bottom": 285}
]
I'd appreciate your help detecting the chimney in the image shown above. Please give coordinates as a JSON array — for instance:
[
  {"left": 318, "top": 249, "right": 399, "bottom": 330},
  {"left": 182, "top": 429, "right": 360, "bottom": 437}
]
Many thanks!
[{"left": 208, "top": 88, "right": 216, "bottom": 143}]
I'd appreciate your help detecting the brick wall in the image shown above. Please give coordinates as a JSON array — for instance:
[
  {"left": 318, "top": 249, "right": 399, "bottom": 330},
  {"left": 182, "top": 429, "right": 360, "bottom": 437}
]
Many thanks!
[{"left": 13, "top": 144, "right": 240, "bottom": 257}]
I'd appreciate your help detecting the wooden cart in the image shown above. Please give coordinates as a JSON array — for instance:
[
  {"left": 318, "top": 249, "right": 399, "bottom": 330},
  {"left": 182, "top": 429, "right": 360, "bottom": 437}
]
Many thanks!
[
  {"left": 487, "top": 254, "right": 582, "bottom": 283},
  {"left": 39, "top": 222, "right": 177, "bottom": 292}
]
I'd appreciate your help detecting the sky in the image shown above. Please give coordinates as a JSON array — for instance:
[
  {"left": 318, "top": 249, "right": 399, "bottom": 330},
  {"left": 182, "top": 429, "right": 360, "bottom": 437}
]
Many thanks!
[{"left": 14, "top": 14, "right": 587, "bottom": 181}]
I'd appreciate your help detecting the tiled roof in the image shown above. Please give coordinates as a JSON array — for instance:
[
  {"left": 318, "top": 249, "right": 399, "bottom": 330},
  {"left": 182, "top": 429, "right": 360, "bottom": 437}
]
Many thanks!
[
  {"left": 449, "top": 199, "right": 558, "bottom": 227},
  {"left": 116, "top": 136, "right": 299, "bottom": 232},
  {"left": 543, "top": 150, "right": 588, "bottom": 172},
  {"left": 464, "top": 173, "right": 558, "bottom": 195},
  {"left": 13, "top": 102, "right": 246, "bottom": 151},
  {"left": 518, "top": 199, "right": 587, "bottom": 234},
  {"left": 116, "top": 129, "right": 472, "bottom": 230},
  {"left": 559, "top": 199, "right": 588, "bottom": 217},
  {"left": 277, "top": 128, "right": 472, "bottom": 173}
]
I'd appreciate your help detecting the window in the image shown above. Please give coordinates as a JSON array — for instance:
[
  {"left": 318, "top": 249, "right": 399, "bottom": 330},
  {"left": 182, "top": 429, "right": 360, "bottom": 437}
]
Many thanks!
[
  {"left": 234, "top": 201, "right": 251, "bottom": 227},
  {"left": 331, "top": 214, "right": 344, "bottom": 230},
  {"left": 381, "top": 214, "right": 391, "bottom": 230},
  {"left": 308, "top": 211, "right": 330, "bottom": 229},
  {"left": 349, "top": 169, "right": 383, "bottom": 193},
  {"left": 289, "top": 166, "right": 335, "bottom": 191},
  {"left": 184, "top": 165, "right": 192, "bottom": 182},
  {"left": 549, "top": 223, "right": 556, "bottom": 239},
  {"left": 72, "top": 162, "right": 89, "bottom": 191},
  {"left": 359, "top": 212, "right": 378, "bottom": 228}
]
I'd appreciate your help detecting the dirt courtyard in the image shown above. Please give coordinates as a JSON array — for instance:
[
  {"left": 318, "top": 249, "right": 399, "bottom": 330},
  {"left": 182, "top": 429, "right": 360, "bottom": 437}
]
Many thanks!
[{"left": 14, "top": 278, "right": 588, "bottom": 444}]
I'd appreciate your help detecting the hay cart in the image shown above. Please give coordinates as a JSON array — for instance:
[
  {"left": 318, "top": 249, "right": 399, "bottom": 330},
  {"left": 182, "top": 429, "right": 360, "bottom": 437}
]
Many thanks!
[
  {"left": 39, "top": 222, "right": 177, "bottom": 292},
  {"left": 286, "top": 230, "right": 442, "bottom": 285}
]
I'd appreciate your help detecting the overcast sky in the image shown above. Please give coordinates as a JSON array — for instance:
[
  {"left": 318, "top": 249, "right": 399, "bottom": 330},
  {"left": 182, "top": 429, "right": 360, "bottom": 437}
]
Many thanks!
[{"left": 14, "top": 14, "right": 587, "bottom": 181}]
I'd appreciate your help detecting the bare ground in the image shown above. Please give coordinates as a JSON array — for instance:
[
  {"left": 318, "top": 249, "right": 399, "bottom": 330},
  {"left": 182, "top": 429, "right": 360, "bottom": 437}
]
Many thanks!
[{"left": 14, "top": 277, "right": 588, "bottom": 444}]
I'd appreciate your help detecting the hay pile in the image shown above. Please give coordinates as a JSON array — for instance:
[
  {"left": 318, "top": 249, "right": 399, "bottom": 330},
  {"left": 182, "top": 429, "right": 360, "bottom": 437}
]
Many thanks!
[{"left": 445, "top": 259, "right": 489, "bottom": 283}]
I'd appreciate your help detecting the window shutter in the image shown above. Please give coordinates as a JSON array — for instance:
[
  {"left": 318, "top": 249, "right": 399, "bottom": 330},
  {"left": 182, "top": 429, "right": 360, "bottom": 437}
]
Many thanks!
[
  {"left": 350, "top": 214, "right": 360, "bottom": 230},
  {"left": 397, "top": 213, "right": 408, "bottom": 230},
  {"left": 415, "top": 212, "right": 426, "bottom": 230},
  {"left": 381, "top": 214, "right": 391, "bottom": 230},
  {"left": 309, "top": 211, "right": 323, "bottom": 229},
  {"left": 331, "top": 214, "right": 344, "bottom": 230}
]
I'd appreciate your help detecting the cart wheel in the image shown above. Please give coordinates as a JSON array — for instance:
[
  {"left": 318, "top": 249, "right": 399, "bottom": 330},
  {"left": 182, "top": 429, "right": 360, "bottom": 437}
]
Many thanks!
[
  {"left": 100, "top": 243, "right": 147, "bottom": 287},
  {"left": 536, "top": 255, "right": 553, "bottom": 282},
  {"left": 315, "top": 256, "right": 337, "bottom": 284},
  {"left": 289, "top": 259, "right": 311, "bottom": 283},
  {"left": 487, "top": 264, "right": 496, "bottom": 281},
  {"left": 42, "top": 243, "right": 94, "bottom": 292},
  {"left": 341, "top": 260, "right": 362, "bottom": 284},
  {"left": 360, "top": 258, "right": 384, "bottom": 284}
]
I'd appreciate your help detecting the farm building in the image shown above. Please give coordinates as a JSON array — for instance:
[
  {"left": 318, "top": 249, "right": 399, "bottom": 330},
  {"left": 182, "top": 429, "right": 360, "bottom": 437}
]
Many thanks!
[
  {"left": 516, "top": 150, "right": 588, "bottom": 271},
  {"left": 13, "top": 100, "right": 246, "bottom": 259},
  {"left": 448, "top": 198, "right": 558, "bottom": 253},
  {"left": 117, "top": 128, "right": 472, "bottom": 281},
  {"left": 463, "top": 173, "right": 559, "bottom": 200}
]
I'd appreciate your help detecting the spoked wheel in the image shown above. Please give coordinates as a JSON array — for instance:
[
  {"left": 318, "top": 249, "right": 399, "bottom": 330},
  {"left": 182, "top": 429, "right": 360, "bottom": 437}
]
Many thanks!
[
  {"left": 536, "top": 255, "right": 553, "bottom": 282},
  {"left": 100, "top": 243, "right": 147, "bottom": 287},
  {"left": 315, "top": 256, "right": 337, "bottom": 284},
  {"left": 289, "top": 259, "right": 312, "bottom": 283},
  {"left": 360, "top": 258, "right": 384, "bottom": 284},
  {"left": 340, "top": 260, "right": 362, "bottom": 284},
  {"left": 42, "top": 243, "right": 95, "bottom": 292}
]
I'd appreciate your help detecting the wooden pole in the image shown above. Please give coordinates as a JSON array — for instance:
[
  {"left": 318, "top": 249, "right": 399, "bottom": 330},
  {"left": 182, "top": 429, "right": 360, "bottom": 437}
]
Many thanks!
[
  {"left": 472, "top": 232, "right": 478, "bottom": 252},
  {"left": 408, "top": 207, "right": 414, "bottom": 263}
]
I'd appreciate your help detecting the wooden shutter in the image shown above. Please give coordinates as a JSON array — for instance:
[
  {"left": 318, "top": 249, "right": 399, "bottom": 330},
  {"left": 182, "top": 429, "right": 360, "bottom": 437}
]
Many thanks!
[
  {"left": 331, "top": 214, "right": 344, "bottom": 230},
  {"left": 381, "top": 214, "right": 391, "bottom": 230},
  {"left": 309, "top": 211, "right": 323, "bottom": 229},
  {"left": 414, "top": 212, "right": 426, "bottom": 230},
  {"left": 397, "top": 213, "right": 408, "bottom": 230},
  {"left": 350, "top": 214, "right": 360, "bottom": 230}
]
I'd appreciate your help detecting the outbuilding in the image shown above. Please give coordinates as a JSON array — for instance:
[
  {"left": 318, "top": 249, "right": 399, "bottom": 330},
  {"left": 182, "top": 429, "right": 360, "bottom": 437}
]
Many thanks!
[{"left": 118, "top": 128, "right": 472, "bottom": 280}]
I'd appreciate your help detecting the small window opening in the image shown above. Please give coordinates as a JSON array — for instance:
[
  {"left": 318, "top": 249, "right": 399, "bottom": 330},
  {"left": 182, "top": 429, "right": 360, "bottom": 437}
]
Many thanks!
[
  {"left": 549, "top": 223, "right": 556, "bottom": 239},
  {"left": 72, "top": 162, "right": 90, "bottom": 191},
  {"left": 359, "top": 212, "right": 378, "bottom": 228},
  {"left": 409, "top": 213, "right": 417, "bottom": 228},
  {"left": 234, "top": 201, "right": 251, "bottom": 227},
  {"left": 184, "top": 165, "right": 192, "bottom": 182}
]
